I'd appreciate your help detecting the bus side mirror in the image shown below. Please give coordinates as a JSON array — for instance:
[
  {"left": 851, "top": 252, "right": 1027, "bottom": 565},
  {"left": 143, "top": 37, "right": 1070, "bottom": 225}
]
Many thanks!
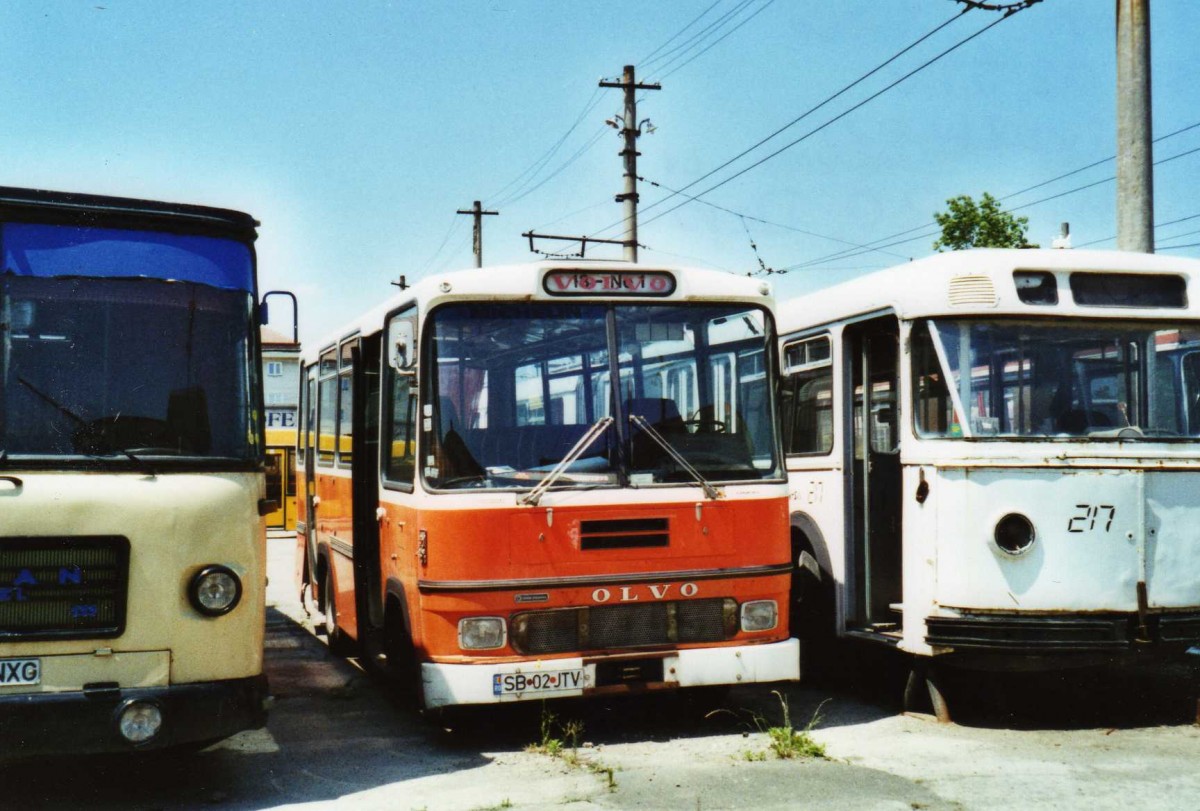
[
  {"left": 390, "top": 321, "right": 416, "bottom": 371},
  {"left": 260, "top": 290, "right": 299, "bottom": 342}
]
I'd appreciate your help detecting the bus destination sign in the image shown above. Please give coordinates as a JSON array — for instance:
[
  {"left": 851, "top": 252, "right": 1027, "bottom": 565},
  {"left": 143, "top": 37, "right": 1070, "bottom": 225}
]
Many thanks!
[{"left": 543, "top": 270, "right": 676, "bottom": 297}]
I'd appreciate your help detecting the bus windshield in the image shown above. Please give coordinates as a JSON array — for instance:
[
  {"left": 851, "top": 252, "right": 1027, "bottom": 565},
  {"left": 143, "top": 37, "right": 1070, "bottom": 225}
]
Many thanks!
[
  {"left": 913, "top": 318, "right": 1200, "bottom": 440},
  {"left": 426, "top": 301, "right": 780, "bottom": 490},
  {"left": 1, "top": 275, "right": 259, "bottom": 461}
]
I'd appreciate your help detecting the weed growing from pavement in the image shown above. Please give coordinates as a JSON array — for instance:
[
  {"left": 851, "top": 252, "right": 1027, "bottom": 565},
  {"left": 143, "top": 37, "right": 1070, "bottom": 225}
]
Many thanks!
[
  {"left": 714, "top": 692, "right": 829, "bottom": 761},
  {"left": 758, "top": 692, "right": 827, "bottom": 760},
  {"left": 526, "top": 704, "right": 617, "bottom": 790}
]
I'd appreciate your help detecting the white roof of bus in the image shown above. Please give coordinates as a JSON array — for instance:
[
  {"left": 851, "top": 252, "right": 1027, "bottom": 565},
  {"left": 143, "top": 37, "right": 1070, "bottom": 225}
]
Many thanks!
[
  {"left": 306, "top": 260, "right": 773, "bottom": 359},
  {"left": 777, "top": 248, "right": 1200, "bottom": 335}
]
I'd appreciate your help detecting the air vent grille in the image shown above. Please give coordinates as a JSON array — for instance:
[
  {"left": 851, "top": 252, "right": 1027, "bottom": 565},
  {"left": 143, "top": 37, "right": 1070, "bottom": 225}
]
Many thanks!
[
  {"left": 948, "top": 275, "right": 998, "bottom": 307},
  {"left": 580, "top": 518, "right": 669, "bottom": 550}
]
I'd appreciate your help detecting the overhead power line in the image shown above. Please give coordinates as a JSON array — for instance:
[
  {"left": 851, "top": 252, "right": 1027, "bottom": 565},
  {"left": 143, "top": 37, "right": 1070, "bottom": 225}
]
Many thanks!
[
  {"left": 785, "top": 121, "right": 1200, "bottom": 269},
  {"left": 485, "top": 88, "right": 607, "bottom": 209},
  {"left": 625, "top": 8, "right": 1027, "bottom": 237},
  {"left": 588, "top": 5, "right": 997, "bottom": 242},
  {"left": 653, "top": 0, "right": 778, "bottom": 81},
  {"left": 642, "top": 0, "right": 758, "bottom": 77},
  {"left": 638, "top": 0, "right": 724, "bottom": 67},
  {"left": 638, "top": 174, "right": 909, "bottom": 262}
]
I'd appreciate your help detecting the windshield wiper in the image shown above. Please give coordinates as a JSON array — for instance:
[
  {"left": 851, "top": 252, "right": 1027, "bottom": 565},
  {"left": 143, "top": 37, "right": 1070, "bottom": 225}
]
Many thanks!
[
  {"left": 627, "top": 414, "right": 720, "bottom": 500},
  {"left": 18, "top": 377, "right": 156, "bottom": 474},
  {"left": 519, "top": 416, "right": 614, "bottom": 507}
]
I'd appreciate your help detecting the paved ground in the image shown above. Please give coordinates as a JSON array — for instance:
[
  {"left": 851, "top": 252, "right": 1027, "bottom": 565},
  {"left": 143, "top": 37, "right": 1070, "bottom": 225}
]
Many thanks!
[{"left": 5, "top": 535, "right": 1200, "bottom": 810}]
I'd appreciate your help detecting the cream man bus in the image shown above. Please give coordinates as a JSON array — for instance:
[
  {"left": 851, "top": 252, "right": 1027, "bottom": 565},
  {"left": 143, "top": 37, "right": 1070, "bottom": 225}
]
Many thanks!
[
  {"left": 295, "top": 262, "right": 799, "bottom": 710},
  {"left": 778, "top": 248, "right": 1200, "bottom": 717},
  {"left": 0, "top": 187, "right": 273, "bottom": 754}
]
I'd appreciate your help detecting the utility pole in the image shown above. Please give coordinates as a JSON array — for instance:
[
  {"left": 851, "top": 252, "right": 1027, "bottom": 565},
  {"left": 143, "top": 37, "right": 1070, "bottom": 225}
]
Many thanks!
[
  {"left": 600, "top": 65, "right": 660, "bottom": 263},
  {"left": 456, "top": 200, "right": 498, "bottom": 268},
  {"left": 1115, "top": 0, "right": 1154, "bottom": 252}
]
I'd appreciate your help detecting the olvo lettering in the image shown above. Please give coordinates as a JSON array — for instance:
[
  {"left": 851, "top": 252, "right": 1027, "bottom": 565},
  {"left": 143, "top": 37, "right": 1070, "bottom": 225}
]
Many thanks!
[{"left": 592, "top": 582, "right": 699, "bottom": 603}]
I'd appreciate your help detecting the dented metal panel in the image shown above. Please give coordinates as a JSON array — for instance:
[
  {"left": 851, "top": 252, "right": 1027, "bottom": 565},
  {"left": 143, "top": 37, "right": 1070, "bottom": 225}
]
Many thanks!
[
  {"left": 936, "top": 467, "right": 1142, "bottom": 612},
  {"left": 1144, "top": 471, "right": 1200, "bottom": 608}
]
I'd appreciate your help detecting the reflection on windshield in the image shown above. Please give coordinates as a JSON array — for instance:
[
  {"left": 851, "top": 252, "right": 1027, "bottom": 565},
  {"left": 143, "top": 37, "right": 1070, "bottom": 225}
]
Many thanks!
[
  {"left": 425, "top": 301, "right": 780, "bottom": 490},
  {"left": 913, "top": 318, "right": 1200, "bottom": 440},
  {"left": 1, "top": 275, "right": 257, "bottom": 459}
]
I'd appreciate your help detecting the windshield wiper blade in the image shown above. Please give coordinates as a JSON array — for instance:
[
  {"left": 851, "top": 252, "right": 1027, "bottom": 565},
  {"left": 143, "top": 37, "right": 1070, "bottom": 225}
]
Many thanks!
[
  {"left": 628, "top": 414, "right": 720, "bottom": 500},
  {"left": 519, "top": 416, "right": 614, "bottom": 507}
]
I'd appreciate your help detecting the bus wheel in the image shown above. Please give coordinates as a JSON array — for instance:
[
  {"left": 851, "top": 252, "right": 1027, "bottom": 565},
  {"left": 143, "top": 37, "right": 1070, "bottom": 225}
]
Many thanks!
[{"left": 322, "top": 570, "right": 356, "bottom": 657}]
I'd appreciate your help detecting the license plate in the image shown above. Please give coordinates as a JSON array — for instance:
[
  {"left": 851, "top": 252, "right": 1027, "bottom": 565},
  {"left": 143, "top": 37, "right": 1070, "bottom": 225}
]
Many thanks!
[
  {"left": 493, "top": 668, "right": 584, "bottom": 696},
  {"left": 0, "top": 658, "right": 40, "bottom": 686}
]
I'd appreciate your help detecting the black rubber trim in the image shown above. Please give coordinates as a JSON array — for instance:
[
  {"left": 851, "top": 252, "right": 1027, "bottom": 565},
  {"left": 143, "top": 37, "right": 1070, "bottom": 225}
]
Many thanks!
[
  {"left": 926, "top": 611, "right": 1200, "bottom": 652},
  {"left": 0, "top": 185, "right": 258, "bottom": 242}
]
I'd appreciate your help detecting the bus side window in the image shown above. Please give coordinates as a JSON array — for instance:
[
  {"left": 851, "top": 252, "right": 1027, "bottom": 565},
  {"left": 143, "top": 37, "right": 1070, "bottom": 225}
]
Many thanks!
[
  {"left": 384, "top": 308, "right": 418, "bottom": 487},
  {"left": 785, "top": 367, "right": 833, "bottom": 455},
  {"left": 782, "top": 335, "right": 833, "bottom": 455},
  {"left": 337, "top": 340, "right": 355, "bottom": 466},
  {"left": 316, "top": 348, "right": 338, "bottom": 465},
  {"left": 912, "top": 324, "right": 953, "bottom": 436},
  {"left": 1180, "top": 352, "right": 1200, "bottom": 435}
]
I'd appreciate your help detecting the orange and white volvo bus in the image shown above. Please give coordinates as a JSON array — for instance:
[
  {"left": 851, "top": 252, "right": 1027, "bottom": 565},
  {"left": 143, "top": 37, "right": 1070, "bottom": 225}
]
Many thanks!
[
  {"left": 296, "top": 262, "right": 799, "bottom": 709},
  {"left": 777, "top": 249, "right": 1200, "bottom": 715},
  {"left": 0, "top": 187, "right": 272, "bottom": 755}
]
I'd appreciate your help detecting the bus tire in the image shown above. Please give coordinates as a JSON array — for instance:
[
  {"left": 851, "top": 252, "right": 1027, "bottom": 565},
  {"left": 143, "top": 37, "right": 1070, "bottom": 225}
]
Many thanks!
[{"left": 323, "top": 569, "right": 356, "bottom": 657}]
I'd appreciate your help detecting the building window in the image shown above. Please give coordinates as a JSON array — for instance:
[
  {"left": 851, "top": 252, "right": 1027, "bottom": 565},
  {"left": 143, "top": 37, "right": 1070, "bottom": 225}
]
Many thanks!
[{"left": 266, "top": 361, "right": 284, "bottom": 377}]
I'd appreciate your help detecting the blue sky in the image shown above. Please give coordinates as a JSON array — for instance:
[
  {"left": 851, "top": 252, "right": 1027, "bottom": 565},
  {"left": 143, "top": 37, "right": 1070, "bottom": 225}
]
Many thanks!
[{"left": 4, "top": 1, "right": 1198, "bottom": 346}]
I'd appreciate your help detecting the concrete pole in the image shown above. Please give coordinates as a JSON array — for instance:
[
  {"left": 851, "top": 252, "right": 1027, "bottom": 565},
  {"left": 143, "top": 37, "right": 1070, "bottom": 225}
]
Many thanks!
[
  {"left": 1115, "top": 0, "right": 1154, "bottom": 252},
  {"left": 456, "top": 200, "right": 497, "bottom": 268},
  {"left": 620, "top": 65, "right": 639, "bottom": 263},
  {"left": 601, "top": 66, "right": 659, "bottom": 263}
]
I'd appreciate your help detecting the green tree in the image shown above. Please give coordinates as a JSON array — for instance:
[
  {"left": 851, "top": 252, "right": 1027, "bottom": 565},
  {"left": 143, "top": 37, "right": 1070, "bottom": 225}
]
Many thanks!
[{"left": 932, "top": 192, "right": 1036, "bottom": 251}]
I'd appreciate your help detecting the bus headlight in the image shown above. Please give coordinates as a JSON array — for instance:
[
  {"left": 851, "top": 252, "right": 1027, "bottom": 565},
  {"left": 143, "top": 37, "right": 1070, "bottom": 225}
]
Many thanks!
[
  {"left": 994, "top": 513, "right": 1036, "bottom": 556},
  {"left": 189, "top": 565, "right": 243, "bottom": 616},
  {"left": 117, "top": 700, "right": 163, "bottom": 744},
  {"left": 740, "top": 600, "right": 778, "bottom": 632},
  {"left": 458, "top": 617, "right": 506, "bottom": 650}
]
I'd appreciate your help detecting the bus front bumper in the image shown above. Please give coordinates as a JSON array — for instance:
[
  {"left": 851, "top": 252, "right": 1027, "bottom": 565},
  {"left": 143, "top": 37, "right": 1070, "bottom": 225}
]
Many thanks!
[
  {"left": 925, "top": 611, "right": 1200, "bottom": 653},
  {"left": 0, "top": 674, "right": 268, "bottom": 759},
  {"left": 421, "top": 638, "right": 800, "bottom": 709}
]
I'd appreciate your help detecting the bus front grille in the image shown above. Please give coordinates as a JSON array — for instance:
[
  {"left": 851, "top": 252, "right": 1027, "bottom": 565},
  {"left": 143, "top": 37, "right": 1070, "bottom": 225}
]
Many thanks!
[
  {"left": 0, "top": 536, "right": 130, "bottom": 640},
  {"left": 511, "top": 598, "right": 737, "bottom": 655}
]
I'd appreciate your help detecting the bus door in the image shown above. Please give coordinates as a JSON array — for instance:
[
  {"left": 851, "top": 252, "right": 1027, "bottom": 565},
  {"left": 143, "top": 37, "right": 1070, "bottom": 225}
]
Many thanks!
[
  {"left": 845, "top": 317, "right": 901, "bottom": 631},
  {"left": 263, "top": 448, "right": 286, "bottom": 527},
  {"left": 350, "top": 334, "right": 385, "bottom": 652},
  {"left": 301, "top": 364, "right": 318, "bottom": 592}
]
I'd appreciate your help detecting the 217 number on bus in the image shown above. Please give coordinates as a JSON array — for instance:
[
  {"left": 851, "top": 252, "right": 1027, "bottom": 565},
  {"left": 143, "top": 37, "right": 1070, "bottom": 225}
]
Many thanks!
[{"left": 1067, "top": 504, "right": 1116, "bottom": 533}]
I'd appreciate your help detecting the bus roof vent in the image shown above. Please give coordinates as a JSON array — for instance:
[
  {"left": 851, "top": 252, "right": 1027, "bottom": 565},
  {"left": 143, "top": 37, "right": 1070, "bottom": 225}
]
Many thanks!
[{"left": 948, "top": 274, "right": 998, "bottom": 308}]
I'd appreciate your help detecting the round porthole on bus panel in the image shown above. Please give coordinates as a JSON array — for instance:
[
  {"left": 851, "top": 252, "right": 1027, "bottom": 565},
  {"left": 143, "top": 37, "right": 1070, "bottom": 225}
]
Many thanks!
[
  {"left": 189, "top": 565, "right": 243, "bottom": 616},
  {"left": 117, "top": 699, "right": 163, "bottom": 744},
  {"left": 993, "top": 513, "right": 1036, "bottom": 556}
]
